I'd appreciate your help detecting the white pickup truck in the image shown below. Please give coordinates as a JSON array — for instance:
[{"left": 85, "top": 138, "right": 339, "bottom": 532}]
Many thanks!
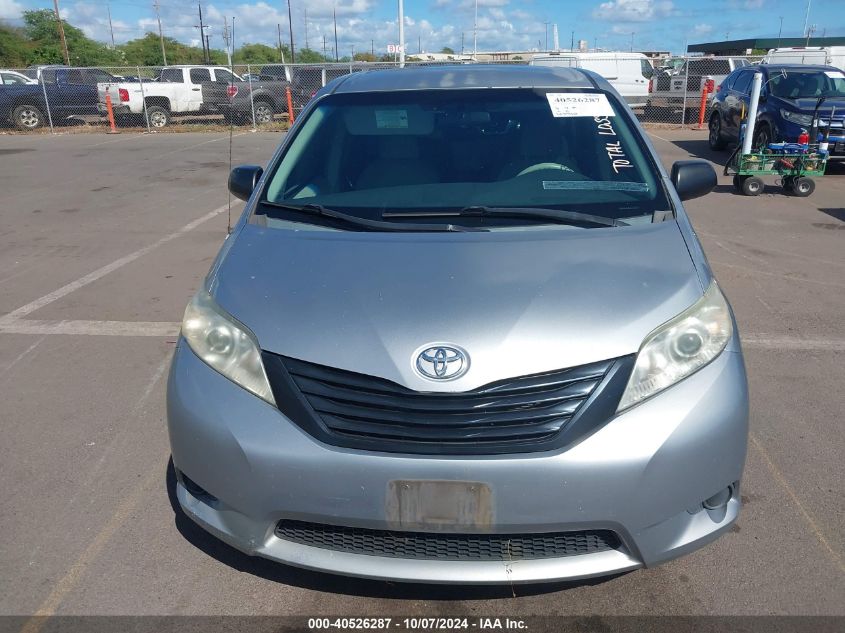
[
  {"left": 646, "top": 57, "right": 751, "bottom": 117},
  {"left": 98, "top": 65, "right": 289, "bottom": 127}
]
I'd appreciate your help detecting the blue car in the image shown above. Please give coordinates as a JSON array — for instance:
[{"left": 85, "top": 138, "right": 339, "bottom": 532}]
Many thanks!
[{"left": 708, "top": 64, "right": 845, "bottom": 161}]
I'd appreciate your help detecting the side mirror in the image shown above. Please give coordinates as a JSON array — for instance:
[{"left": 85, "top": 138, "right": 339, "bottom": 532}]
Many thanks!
[
  {"left": 671, "top": 160, "right": 717, "bottom": 201},
  {"left": 228, "top": 165, "right": 263, "bottom": 201}
]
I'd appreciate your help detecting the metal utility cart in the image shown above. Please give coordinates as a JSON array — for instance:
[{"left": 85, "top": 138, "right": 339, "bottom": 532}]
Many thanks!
[
  {"left": 725, "top": 146, "right": 828, "bottom": 197},
  {"left": 724, "top": 69, "right": 832, "bottom": 198}
]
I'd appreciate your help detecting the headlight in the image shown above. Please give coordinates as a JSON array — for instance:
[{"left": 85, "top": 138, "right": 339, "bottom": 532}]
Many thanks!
[
  {"left": 181, "top": 289, "right": 275, "bottom": 405},
  {"left": 780, "top": 109, "right": 814, "bottom": 127},
  {"left": 618, "top": 282, "right": 732, "bottom": 411}
]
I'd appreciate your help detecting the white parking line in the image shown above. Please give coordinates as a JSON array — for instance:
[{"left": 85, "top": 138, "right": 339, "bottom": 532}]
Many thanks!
[
  {"left": 0, "top": 201, "right": 239, "bottom": 325},
  {"left": 742, "top": 335, "right": 845, "bottom": 352},
  {"left": 0, "top": 319, "right": 180, "bottom": 337}
]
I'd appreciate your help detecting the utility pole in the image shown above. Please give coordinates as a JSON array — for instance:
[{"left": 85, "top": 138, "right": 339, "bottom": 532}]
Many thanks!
[
  {"left": 461, "top": 32, "right": 464, "bottom": 55},
  {"left": 322, "top": 34, "right": 327, "bottom": 59},
  {"left": 398, "top": 0, "right": 405, "bottom": 66},
  {"left": 304, "top": 7, "right": 309, "bottom": 50},
  {"left": 287, "top": 0, "right": 295, "bottom": 63},
  {"left": 806, "top": 24, "right": 816, "bottom": 45},
  {"left": 278, "top": 24, "right": 284, "bottom": 61},
  {"left": 371, "top": 39, "right": 374, "bottom": 56},
  {"left": 418, "top": 35, "right": 421, "bottom": 54},
  {"left": 571, "top": 30, "right": 574, "bottom": 51},
  {"left": 777, "top": 16, "right": 783, "bottom": 48},
  {"left": 154, "top": 0, "right": 167, "bottom": 65},
  {"left": 222, "top": 18, "right": 231, "bottom": 66},
  {"left": 802, "top": 0, "right": 812, "bottom": 39},
  {"left": 630, "top": 31, "right": 634, "bottom": 53},
  {"left": 53, "top": 0, "right": 70, "bottom": 64},
  {"left": 107, "top": 2, "right": 115, "bottom": 48},
  {"left": 333, "top": 6, "right": 339, "bottom": 62},
  {"left": 205, "top": 33, "right": 211, "bottom": 60},
  {"left": 473, "top": 0, "right": 477, "bottom": 58},
  {"left": 196, "top": 2, "right": 209, "bottom": 64}
]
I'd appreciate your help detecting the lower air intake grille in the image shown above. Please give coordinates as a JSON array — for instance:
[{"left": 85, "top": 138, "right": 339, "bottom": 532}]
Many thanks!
[{"left": 275, "top": 520, "right": 621, "bottom": 561}]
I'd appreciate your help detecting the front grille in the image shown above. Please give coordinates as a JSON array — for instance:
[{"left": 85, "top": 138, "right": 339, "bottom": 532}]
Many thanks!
[
  {"left": 275, "top": 520, "right": 620, "bottom": 561},
  {"left": 262, "top": 352, "right": 630, "bottom": 454}
]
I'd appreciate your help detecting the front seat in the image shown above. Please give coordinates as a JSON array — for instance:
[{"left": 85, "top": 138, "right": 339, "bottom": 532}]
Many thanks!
[{"left": 356, "top": 136, "right": 439, "bottom": 190}]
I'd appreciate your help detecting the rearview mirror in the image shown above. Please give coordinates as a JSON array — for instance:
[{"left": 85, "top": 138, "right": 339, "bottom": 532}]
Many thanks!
[
  {"left": 228, "top": 165, "right": 263, "bottom": 201},
  {"left": 671, "top": 160, "right": 717, "bottom": 201}
]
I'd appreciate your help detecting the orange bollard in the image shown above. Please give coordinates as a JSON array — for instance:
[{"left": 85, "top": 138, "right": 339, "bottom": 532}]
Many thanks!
[
  {"left": 105, "top": 92, "right": 120, "bottom": 134},
  {"left": 285, "top": 86, "right": 295, "bottom": 126},
  {"left": 697, "top": 85, "right": 708, "bottom": 129}
]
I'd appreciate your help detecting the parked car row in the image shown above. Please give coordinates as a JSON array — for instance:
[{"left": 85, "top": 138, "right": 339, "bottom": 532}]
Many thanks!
[
  {"left": 0, "top": 66, "right": 119, "bottom": 129},
  {"left": 98, "top": 65, "right": 290, "bottom": 128},
  {"left": 0, "top": 64, "right": 295, "bottom": 130}
]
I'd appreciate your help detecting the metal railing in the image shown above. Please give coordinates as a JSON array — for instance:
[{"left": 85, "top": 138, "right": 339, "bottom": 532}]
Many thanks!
[{"left": 0, "top": 56, "right": 763, "bottom": 134}]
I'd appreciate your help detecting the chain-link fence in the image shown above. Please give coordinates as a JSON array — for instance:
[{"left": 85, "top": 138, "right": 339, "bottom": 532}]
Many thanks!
[{"left": 0, "top": 56, "right": 763, "bottom": 134}]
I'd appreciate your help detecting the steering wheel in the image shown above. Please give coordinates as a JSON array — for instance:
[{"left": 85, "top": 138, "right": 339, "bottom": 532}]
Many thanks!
[{"left": 516, "top": 162, "right": 574, "bottom": 177}]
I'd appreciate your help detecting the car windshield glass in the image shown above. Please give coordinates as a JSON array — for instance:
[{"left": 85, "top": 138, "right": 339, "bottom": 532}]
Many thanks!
[
  {"left": 261, "top": 88, "right": 669, "bottom": 230},
  {"left": 769, "top": 70, "right": 845, "bottom": 99}
]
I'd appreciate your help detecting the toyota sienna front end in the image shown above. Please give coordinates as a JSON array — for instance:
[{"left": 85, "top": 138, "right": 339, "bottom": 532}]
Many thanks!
[{"left": 167, "top": 65, "right": 749, "bottom": 584}]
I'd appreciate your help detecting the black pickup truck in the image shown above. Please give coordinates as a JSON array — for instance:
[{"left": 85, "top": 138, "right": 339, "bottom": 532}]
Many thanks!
[{"left": 1, "top": 66, "right": 120, "bottom": 130}]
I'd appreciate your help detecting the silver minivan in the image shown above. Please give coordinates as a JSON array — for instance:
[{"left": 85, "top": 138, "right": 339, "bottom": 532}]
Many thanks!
[{"left": 167, "top": 65, "right": 748, "bottom": 584}]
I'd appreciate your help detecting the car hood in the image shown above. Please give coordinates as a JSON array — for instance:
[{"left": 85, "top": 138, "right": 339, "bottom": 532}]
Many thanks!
[{"left": 210, "top": 221, "right": 703, "bottom": 392}]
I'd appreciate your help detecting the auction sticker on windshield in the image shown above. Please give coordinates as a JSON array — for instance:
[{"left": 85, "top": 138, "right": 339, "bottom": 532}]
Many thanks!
[{"left": 546, "top": 93, "right": 614, "bottom": 118}]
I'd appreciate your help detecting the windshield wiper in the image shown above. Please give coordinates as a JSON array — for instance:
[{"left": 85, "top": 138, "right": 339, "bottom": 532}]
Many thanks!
[
  {"left": 257, "top": 201, "right": 485, "bottom": 232},
  {"left": 383, "top": 206, "right": 628, "bottom": 228}
]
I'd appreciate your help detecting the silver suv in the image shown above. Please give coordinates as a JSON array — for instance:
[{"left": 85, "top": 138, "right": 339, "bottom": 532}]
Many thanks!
[{"left": 167, "top": 65, "right": 748, "bottom": 584}]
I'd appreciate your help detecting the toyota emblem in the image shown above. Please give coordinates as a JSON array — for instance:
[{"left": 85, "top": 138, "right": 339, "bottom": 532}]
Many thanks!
[{"left": 415, "top": 345, "right": 469, "bottom": 381}]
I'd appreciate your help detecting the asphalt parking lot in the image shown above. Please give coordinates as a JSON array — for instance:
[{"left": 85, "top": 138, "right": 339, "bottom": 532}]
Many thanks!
[{"left": 0, "top": 128, "right": 843, "bottom": 618}]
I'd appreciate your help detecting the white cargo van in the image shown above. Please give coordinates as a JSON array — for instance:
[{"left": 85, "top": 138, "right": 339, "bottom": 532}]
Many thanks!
[
  {"left": 531, "top": 52, "right": 653, "bottom": 107},
  {"left": 762, "top": 47, "right": 845, "bottom": 70}
]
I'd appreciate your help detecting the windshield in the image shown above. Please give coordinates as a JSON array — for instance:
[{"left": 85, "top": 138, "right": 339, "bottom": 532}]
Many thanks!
[
  {"left": 261, "top": 88, "right": 669, "bottom": 230},
  {"left": 769, "top": 70, "right": 845, "bottom": 99}
]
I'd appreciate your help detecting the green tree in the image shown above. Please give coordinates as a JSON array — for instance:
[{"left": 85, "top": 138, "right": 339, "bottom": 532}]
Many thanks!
[
  {"left": 23, "top": 9, "right": 122, "bottom": 66},
  {"left": 234, "top": 42, "right": 288, "bottom": 64},
  {"left": 297, "top": 47, "right": 329, "bottom": 63},
  {"left": 0, "top": 23, "right": 33, "bottom": 67},
  {"left": 441, "top": 46, "right": 455, "bottom": 55},
  {"left": 353, "top": 52, "right": 377, "bottom": 62}
]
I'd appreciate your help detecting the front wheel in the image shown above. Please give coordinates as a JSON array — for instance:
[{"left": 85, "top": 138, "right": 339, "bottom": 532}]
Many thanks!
[
  {"left": 13, "top": 104, "right": 44, "bottom": 131},
  {"left": 742, "top": 176, "right": 764, "bottom": 196},
  {"left": 709, "top": 114, "right": 727, "bottom": 150},
  {"left": 753, "top": 125, "right": 771, "bottom": 150},
  {"left": 791, "top": 177, "right": 815, "bottom": 197}
]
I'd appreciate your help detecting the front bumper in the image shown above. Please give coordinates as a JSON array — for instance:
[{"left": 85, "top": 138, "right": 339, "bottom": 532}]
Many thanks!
[{"left": 167, "top": 342, "right": 749, "bottom": 584}]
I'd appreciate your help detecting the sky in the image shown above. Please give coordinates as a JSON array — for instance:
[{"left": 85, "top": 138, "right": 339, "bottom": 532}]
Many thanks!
[{"left": 0, "top": 0, "right": 842, "bottom": 57}]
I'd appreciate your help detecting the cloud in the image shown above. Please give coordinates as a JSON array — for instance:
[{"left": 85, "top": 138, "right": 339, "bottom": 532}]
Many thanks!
[
  {"left": 592, "top": 0, "right": 674, "bottom": 22},
  {"left": 0, "top": 0, "right": 24, "bottom": 21},
  {"left": 692, "top": 23, "right": 713, "bottom": 35}
]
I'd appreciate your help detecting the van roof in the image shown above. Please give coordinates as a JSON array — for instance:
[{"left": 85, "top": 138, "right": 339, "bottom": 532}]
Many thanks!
[{"left": 329, "top": 64, "right": 602, "bottom": 94}]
